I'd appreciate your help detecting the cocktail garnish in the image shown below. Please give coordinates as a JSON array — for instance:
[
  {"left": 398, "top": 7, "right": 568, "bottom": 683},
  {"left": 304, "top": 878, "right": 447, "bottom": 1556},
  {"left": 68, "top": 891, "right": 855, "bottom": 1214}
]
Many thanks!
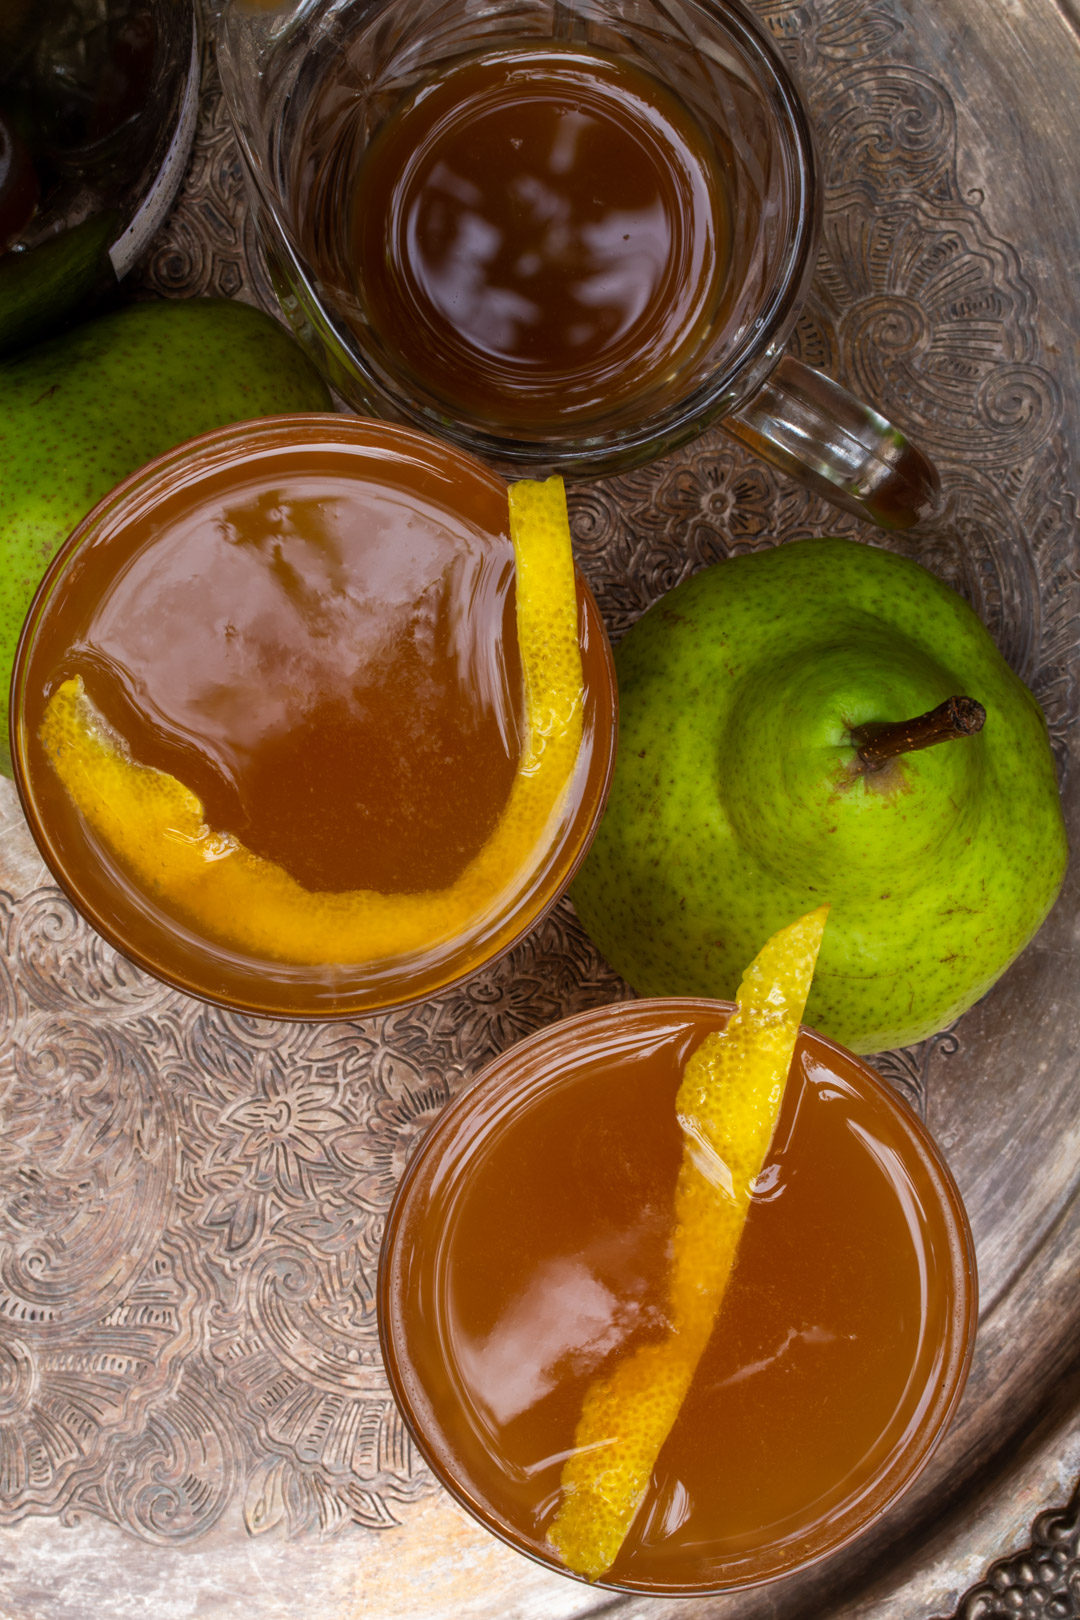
[
  {"left": 38, "top": 476, "right": 583, "bottom": 962},
  {"left": 547, "top": 905, "right": 829, "bottom": 1580}
]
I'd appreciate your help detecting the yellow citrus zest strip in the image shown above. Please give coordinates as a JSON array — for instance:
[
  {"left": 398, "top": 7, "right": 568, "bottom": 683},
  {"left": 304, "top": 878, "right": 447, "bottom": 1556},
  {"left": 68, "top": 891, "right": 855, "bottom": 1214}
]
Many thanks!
[
  {"left": 39, "top": 476, "right": 584, "bottom": 965},
  {"left": 547, "top": 905, "right": 830, "bottom": 1581}
]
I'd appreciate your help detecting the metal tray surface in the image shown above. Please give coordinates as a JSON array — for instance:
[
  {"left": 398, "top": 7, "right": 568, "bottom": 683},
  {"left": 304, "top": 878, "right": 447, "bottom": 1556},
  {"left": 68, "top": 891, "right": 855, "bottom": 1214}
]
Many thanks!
[{"left": 0, "top": 0, "right": 1078, "bottom": 1616}]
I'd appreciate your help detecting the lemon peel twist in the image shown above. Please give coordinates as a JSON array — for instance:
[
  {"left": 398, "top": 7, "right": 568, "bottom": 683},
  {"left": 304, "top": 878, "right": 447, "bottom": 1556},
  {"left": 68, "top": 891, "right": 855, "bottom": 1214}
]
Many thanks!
[
  {"left": 547, "top": 905, "right": 830, "bottom": 1581},
  {"left": 38, "top": 476, "right": 584, "bottom": 965}
]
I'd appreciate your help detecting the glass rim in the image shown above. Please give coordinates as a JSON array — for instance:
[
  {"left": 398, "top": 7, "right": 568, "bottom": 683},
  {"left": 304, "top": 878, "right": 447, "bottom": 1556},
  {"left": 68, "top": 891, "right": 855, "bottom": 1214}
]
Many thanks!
[
  {"left": 378, "top": 996, "right": 979, "bottom": 1596},
  {"left": 10, "top": 412, "right": 619, "bottom": 1020}
]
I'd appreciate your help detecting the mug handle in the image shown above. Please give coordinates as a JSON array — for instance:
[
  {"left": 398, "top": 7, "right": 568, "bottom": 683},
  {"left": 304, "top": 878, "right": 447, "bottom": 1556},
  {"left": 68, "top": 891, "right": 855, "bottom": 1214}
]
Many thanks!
[{"left": 720, "top": 355, "right": 940, "bottom": 531}]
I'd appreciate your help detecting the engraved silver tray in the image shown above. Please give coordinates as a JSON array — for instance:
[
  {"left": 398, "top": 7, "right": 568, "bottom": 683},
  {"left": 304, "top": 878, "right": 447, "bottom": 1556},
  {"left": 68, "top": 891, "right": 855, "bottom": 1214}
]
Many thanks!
[{"left": 1, "top": 1, "right": 1078, "bottom": 1616}]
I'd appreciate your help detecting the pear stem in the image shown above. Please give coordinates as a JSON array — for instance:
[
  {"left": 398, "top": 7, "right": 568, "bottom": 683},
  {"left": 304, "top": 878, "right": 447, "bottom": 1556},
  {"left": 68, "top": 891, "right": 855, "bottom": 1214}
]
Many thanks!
[{"left": 851, "top": 696, "right": 986, "bottom": 772}]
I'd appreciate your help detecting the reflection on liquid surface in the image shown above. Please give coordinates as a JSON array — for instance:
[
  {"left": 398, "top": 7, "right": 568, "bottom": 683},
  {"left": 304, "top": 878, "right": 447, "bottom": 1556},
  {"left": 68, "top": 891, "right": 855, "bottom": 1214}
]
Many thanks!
[
  {"left": 383, "top": 1007, "right": 974, "bottom": 1591},
  {"left": 350, "top": 46, "right": 729, "bottom": 428}
]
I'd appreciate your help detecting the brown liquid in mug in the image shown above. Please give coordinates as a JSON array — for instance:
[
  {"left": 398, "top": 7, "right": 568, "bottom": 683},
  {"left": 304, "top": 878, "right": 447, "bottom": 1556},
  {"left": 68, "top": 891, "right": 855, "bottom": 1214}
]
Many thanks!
[{"left": 338, "top": 46, "right": 730, "bottom": 430}]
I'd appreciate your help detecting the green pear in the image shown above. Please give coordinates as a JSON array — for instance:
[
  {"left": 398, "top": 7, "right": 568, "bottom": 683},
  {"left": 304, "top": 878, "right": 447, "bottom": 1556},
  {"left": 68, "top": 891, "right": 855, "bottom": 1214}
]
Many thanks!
[
  {"left": 571, "top": 536, "right": 1068, "bottom": 1053},
  {"left": 0, "top": 297, "right": 332, "bottom": 773}
]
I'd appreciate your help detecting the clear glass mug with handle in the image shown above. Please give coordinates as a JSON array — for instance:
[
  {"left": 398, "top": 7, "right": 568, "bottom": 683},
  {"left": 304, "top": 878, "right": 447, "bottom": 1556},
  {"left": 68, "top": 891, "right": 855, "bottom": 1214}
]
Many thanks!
[{"left": 217, "top": 0, "right": 939, "bottom": 528}]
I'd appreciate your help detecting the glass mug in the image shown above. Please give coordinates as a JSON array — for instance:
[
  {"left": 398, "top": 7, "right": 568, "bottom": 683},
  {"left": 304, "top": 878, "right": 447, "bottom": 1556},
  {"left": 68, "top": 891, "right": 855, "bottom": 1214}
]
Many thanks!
[{"left": 217, "top": 0, "right": 939, "bottom": 527}]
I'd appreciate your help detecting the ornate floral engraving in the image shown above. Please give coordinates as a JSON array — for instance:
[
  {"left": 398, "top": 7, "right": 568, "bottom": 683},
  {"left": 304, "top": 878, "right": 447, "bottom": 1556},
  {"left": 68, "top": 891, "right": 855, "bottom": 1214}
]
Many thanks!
[
  {"left": 867, "top": 1031, "right": 962, "bottom": 1118},
  {"left": 0, "top": 5, "right": 1076, "bottom": 1618},
  {"left": 937, "top": 1484, "right": 1080, "bottom": 1620}
]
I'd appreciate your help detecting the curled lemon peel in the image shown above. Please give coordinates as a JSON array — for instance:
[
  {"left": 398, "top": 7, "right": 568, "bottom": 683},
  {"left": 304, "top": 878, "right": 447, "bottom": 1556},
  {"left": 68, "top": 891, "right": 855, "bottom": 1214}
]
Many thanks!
[
  {"left": 547, "top": 905, "right": 830, "bottom": 1581},
  {"left": 38, "top": 476, "right": 584, "bottom": 966}
]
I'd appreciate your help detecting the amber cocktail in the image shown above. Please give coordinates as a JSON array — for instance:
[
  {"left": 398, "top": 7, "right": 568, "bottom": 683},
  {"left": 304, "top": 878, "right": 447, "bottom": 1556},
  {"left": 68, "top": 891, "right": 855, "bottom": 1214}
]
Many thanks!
[
  {"left": 379, "top": 1000, "right": 976, "bottom": 1594},
  {"left": 11, "top": 416, "right": 616, "bottom": 1017}
]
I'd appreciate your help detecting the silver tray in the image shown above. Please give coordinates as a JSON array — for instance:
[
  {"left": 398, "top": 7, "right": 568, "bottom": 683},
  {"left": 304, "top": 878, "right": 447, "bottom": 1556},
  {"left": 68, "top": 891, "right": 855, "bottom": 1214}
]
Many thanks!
[{"left": 0, "top": 0, "right": 1078, "bottom": 1615}]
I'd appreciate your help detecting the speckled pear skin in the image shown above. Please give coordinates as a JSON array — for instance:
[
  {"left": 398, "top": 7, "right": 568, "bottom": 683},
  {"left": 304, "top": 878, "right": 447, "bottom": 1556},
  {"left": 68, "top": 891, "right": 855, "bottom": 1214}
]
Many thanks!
[
  {"left": 0, "top": 298, "right": 332, "bottom": 774},
  {"left": 570, "top": 536, "right": 1069, "bottom": 1054}
]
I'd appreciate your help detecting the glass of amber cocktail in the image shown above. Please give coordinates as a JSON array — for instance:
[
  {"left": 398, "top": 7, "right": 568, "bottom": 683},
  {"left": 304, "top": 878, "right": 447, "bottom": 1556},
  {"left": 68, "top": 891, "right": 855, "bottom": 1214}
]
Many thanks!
[
  {"left": 11, "top": 416, "right": 616, "bottom": 1018},
  {"left": 379, "top": 1000, "right": 976, "bottom": 1595}
]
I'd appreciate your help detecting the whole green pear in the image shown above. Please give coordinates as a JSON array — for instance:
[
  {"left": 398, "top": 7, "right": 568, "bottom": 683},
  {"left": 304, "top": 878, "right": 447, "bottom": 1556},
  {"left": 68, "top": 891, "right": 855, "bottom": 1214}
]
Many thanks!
[
  {"left": 0, "top": 298, "right": 332, "bottom": 773},
  {"left": 571, "top": 536, "right": 1069, "bottom": 1053}
]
